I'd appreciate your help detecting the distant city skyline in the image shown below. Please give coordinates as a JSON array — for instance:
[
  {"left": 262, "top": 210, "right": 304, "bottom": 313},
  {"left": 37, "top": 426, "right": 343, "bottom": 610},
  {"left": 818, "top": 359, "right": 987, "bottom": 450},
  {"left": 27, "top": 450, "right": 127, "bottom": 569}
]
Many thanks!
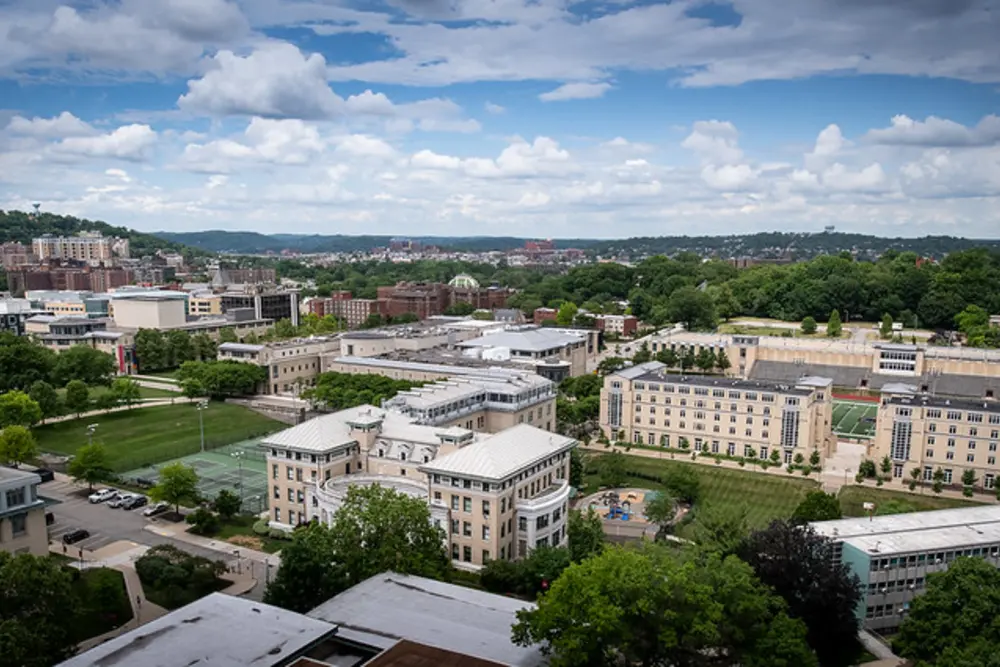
[{"left": 0, "top": 0, "right": 998, "bottom": 238}]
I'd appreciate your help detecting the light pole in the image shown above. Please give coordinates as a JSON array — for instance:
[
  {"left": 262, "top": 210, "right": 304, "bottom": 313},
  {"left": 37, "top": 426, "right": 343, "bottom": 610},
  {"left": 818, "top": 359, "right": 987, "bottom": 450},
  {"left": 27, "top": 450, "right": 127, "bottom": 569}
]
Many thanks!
[
  {"left": 197, "top": 399, "right": 209, "bottom": 452},
  {"left": 231, "top": 450, "right": 245, "bottom": 506},
  {"left": 86, "top": 423, "right": 98, "bottom": 446}
]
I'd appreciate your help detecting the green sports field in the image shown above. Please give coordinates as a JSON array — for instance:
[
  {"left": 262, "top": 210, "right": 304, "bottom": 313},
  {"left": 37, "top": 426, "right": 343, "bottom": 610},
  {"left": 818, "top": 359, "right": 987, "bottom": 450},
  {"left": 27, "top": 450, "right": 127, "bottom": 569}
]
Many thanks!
[
  {"left": 33, "top": 402, "right": 284, "bottom": 472},
  {"left": 832, "top": 400, "right": 879, "bottom": 439}
]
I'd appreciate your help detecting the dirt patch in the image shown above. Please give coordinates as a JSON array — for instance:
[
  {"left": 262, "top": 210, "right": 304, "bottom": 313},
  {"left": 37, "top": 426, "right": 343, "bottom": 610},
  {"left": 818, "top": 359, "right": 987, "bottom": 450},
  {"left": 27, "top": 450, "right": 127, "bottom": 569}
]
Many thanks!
[{"left": 227, "top": 535, "right": 264, "bottom": 550}]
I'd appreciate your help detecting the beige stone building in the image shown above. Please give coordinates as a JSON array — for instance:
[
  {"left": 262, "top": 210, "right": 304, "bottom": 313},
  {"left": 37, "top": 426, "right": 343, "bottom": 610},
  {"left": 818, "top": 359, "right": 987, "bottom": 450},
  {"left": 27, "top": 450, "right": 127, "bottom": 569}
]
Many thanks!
[
  {"left": 188, "top": 292, "right": 222, "bottom": 316},
  {"left": 650, "top": 330, "right": 1000, "bottom": 400},
  {"left": 872, "top": 387, "right": 1000, "bottom": 492},
  {"left": 32, "top": 232, "right": 122, "bottom": 265},
  {"left": 600, "top": 361, "right": 836, "bottom": 463},
  {"left": 260, "top": 406, "right": 575, "bottom": 570},
  {"left": 218, "top": 337, "right": 341, "bottom": 395},
  {"left": 111, "top": 296, "right": 187, "bottom": 329},
  {"left": 383, "top": 369, "right": 557, "bottom": 433},
  {"left": 0, "top": 468, "right": 48, "bottom": 556}
]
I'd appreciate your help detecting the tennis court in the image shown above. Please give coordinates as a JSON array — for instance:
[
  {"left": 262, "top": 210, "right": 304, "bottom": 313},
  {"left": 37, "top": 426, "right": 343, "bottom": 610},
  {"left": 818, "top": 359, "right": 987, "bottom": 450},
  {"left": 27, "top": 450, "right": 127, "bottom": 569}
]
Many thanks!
[
  {"left": 123, "top": 436, "right": 270, "bottom": 515},
  {"left": 832, "top": 400, "right": 878, "bottom": 439}
]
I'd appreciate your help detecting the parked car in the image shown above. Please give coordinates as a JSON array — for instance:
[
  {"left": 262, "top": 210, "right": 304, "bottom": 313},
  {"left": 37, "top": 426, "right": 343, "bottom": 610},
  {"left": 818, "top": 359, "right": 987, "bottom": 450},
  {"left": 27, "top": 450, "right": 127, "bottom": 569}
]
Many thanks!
[
  {"left": 107, "top": 493, "right": 132, "bottom": 508},
  {"left": 123, "top": 495, "right": 148, "bottom": 510},
  {"left": 88, "top": 489, "right": 117, "bottom": 503},
  {"left": 143, "top": 501, "right": 169, "bottom": 517},
  {"left": 62, "top": 528, "right": 90, "bottom": 544}
]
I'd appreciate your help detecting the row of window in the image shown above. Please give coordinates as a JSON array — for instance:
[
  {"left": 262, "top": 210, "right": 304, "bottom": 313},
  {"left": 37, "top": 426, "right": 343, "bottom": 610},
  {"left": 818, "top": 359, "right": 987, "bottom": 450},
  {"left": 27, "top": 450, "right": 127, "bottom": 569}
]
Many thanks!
[
  {"left": 636, "top": 405, "right": 770, "bottom": 426},
  {"left": 633, "top": 418, "right": 766, "bottom": 439},
  {"left": 924, "top": 449, "right": 998, "bottom": 465},
  {"left": 925, "top": 409, "right": 1000, "bottom": 424},
  {"left": 869, "top": 546, "right": 1000, "bottom": 571},
  {"left": 633, "top": 382, "right": 779, "bottom": 403},
  {"left": 917, "top": 467, "right": 997, "bottom": 487},
  {"left": 925, "top": 422, "right": 1000, "bottom": 438},
  {"left": 636, "top": 395, "right": 775, "bottom": 414},
  {"left": 432, "top": 452, "right": 568, "bottom": 490}
]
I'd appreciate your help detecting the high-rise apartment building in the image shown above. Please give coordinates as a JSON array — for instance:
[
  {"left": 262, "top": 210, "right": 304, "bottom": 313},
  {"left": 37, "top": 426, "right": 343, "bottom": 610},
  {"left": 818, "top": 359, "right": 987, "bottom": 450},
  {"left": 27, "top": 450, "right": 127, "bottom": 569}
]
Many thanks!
[
  {"left": 32, "top": 232, "right": 125, "bottom": 265},
  {"left": 600, "top": 361, "right": 836, "bottom": 462}
]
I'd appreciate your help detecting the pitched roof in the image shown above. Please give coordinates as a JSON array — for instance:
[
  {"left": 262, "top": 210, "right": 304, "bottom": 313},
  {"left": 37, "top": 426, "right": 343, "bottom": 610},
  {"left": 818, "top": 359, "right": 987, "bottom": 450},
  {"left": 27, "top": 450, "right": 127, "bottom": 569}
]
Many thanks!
[{"left": 420, "top": 424, "right": 574, "bottom": 480}]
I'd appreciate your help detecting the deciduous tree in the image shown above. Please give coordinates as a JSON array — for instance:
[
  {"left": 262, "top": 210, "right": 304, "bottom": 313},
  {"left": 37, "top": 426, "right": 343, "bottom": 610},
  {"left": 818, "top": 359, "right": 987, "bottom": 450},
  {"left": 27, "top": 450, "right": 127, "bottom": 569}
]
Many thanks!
[
  {"left": 737, "top": 520, "right": 863, "bottom": 667},
  {"left": 0, "top": 391, "right": 42, "bottom": 428},
  {"left": 0, "top": 552, "right": 79, "bottom": 667},
  {"left": 149, "top": 463, "right": 200, "bottom": 515},
  {"left": 64, "top": 380, "right": 90, "bottom": 417},
  {"left": 110, "top": 377, "right": 141, "bottom": 409},
  {"left": 68, "top": 443, "right": 113, "bottom": 491},
  {"left": 826, "top": 309, "right": 843, "bottom": 338},
  {"left": 29, "top": 381, "right": 61, "bottom": 421},
  {"left": 512, "top": 545, "right": 817, "bottom": 667},
  {"left": 567, "top": 508, "right": 605, "bottom": 562},
  {"left": 52, "top": 345, "right": 115, "bottom": 387},
  {"left": 895, "top": 557, "right": 1000, "bottom": 667},
  {"left": 0, "top": 426, "right": 38, "bottom": 468},
  {"left": 801, "top": 316, "right": 817, "bottom": 334},
  {"left": 213, "top": 489, "right": 242, "bottom": 521},
  {"left": 263, "top": 524, "right": 345, "bottom": 613},
  {"left": 0, "top": 332, "right": 56, "bottom": 393},
  {"left": 791, "top": 491, "right": 842, "bottom": 523}
]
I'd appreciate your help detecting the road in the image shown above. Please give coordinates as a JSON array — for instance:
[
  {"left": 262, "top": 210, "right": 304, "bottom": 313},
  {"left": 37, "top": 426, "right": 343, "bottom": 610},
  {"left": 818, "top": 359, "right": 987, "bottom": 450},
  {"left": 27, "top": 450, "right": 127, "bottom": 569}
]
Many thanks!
[{"left": 42, "top": 477, "right": 237, "bottom": 565}]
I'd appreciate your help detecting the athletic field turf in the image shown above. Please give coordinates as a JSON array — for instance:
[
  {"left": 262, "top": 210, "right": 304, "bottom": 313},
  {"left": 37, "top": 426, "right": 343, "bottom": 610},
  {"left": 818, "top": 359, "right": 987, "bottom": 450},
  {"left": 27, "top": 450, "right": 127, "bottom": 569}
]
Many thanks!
[
  {"left": 832, "top": 400, "right": 879, "bottom": 439},
  {"left": 34, "top": 402, "right": 284, "bottom": 472}
]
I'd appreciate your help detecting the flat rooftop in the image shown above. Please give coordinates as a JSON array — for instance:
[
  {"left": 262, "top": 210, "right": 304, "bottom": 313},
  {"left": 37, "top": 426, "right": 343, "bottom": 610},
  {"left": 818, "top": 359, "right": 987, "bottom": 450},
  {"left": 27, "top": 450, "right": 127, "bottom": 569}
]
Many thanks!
[
  {"left": 421, "top": 424, "right": 574, "bottom": 481},
  {"left": 624, "top": 368, "right": 819, "bottom": 396},
  {"left": 58, "top": 593, "right": 337, "bottom": 667},
  {"left": 388, "top": 374, "right": 553, "bottom": 410},
  {"left": 307, "top": 573, "right": 545, "bottom": 667},
  {"left": 457, "top": 327, "right": 586, "bottom": 353},
  {"left": 884, "top": 394, "right": 1000, "bottom": 415},
  {"left": 812, "top": 505, "right": 1000, "bottom": 548}
]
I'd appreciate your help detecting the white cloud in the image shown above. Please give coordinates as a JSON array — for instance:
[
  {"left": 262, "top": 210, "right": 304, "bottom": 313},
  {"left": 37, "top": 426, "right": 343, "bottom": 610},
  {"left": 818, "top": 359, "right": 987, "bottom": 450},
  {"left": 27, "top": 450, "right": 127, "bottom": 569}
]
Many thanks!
[
  {"left": 812, "top": 124, "right": 845, "bottom": 156},
  {"left": 52, "top": 124, "right": 158, "bottom": 161},
  {"left": 179, "top": 117, "right": 326, "bottom": 172},
  {"left": 178, "top": 44, "right": 343, "bottom": 119},
  {"left": 701, "top": 164, "right": 758, "bottom": 190},
  {"left": 485, "top": 102, "right": 506, "bottom": 114},
  {"left": 820, "top": 163, "right": 888, "bottom": 192},
  {"left": 6, "top": 112, "right": 95, "bottom": 138},
  {"left": 865, "top": 114, "right": 1000, "bottom": 147},
  {"left": 333, "top": 134, "right": 397, "bottom": 159},
  {"left": 539, "top": 82, "right": 613, "bottom": 102},
  {"left": 681, "top": 120, "right": 744, "bottom": 165}
]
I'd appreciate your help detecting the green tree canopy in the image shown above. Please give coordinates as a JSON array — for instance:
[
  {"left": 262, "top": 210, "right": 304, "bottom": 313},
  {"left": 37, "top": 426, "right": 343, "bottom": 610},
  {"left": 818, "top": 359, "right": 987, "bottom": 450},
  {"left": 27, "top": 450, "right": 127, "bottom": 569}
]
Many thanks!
[
  {"left": 149, "top": 463, "right": 200, "bottom": 514},
  {"left": 52, "top": 345, "right": 116, "bottom": 387},
  {"left": 737, "top": 520, "right": 863, "bottom": 667},
  {"left": 512, "top": 544, "right": 817, "bottom": 667},
  {"left": 0, "top": 333, "right": 56, "bottom": 393},
  {"left": 263, "top": 524, "right": 345, "bottom": 613},
  {"left": 213, "top": 489, "right": 242, "bottom": 521},
  {"left": 666, "top": 285, "right": 717, "bottom": 331},
  {"left": 176, "top": 360, "right": 267, "bottom": 398},
  {"left": 111, "top": 377, "right": 141, "bottom": 409},
  {"left": 28, "top": 380, "right": 61, "bottom": 420},
  {"left": 895, "top": 557, "right": 1000, "bottom": 667},
  {"left": 64, "top": 380, "right": 90, "bottom": 417},
  {"left": 555, "top": 301, "right": 578, "bottom": 326},
  {"left": 67, "top": 442, "right": 114, "bottom": 491},
  {"left": 566, "top": 508, "right": 605, "bottom": 563},
  {"left": 0, "top": 391, "right": 42, "bottom": 428},
  {"left": 826, "top": 309, "right": 843, "bottom": 337},
  {"left": 791, "top": 490, "right": 843, "bottom": 523},
  {"left": 302, "top": 372, "right": 423, "bottom": 410},
  {"left": 0, "top": 425, "right": 38, "bottom": 468},
  {"left": 0, "top": 552, "right": 79, "bottom": 667},
  {"left": 801, "top": 316, "right": 817, "bottom": 334}
]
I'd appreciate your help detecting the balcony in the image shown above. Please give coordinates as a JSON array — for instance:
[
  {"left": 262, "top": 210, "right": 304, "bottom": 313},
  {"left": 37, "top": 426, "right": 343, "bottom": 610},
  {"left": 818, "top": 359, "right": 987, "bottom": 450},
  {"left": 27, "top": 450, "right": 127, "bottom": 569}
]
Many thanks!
[{"left": 516, "top": 479, "right": 570, "bottom": 516}]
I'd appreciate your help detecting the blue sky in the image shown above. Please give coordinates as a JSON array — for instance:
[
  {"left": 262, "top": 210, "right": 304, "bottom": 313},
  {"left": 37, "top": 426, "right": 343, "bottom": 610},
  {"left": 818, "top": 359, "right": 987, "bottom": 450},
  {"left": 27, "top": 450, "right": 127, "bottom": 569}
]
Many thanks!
[{"left": 1, "top": 0, "right": 999, "bottom": 238}]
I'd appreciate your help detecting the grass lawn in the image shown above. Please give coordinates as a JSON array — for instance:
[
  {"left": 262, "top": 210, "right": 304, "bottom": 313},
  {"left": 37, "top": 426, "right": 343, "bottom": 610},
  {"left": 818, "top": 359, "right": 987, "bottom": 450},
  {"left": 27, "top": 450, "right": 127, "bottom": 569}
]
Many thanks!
[
  {"left": 718, "top": 323, "right": 850, "bottom": 339},
  {"left": 585, "top": 453, "right": 819, "bottom": 535},
  {"left": 213, "top": 516, "right": 288, "bottom": 554},
  {"left": 838, "top": 485, "right": 984, "bottom": 517},
  {"left": 70, "top": 567, "right": 133, "bottom": 641},
  {"left": 144, "top": 369, "right": 181, "bottom": 381},
  {"left": 54, "top": 384, "right": 180, "bottom": 405},
  {"left": 34, "top": 402, "right": 284, "bottom": 472}
]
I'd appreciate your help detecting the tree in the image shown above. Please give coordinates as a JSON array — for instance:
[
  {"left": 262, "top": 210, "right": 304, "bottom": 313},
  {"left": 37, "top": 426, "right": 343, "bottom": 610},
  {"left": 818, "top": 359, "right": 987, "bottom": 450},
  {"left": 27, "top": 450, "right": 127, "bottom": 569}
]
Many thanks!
[
  {"left": 272, "top": 318, "right": 297, "bottom": 339},
  {"left": 264, "top": 524, "right": 345, "bottom": 613},
  {"left": 166, "top": 329, "right": 196, "bottom": 367},
  {"left": 567, "top": 508, "right": 605, "bottom": 563},
  {"left": 0, "top": 552, "right": 79, "bottom": 667},
  {"left": 880, "top": 313, "right": 894, "bottom": 338},
  {"left": 52, "top": 345, "right": 115, "bottom": 387},
  {"left": 695, "top": 347, "right": 716, "bottom": 373},
  {"left": 110, "top": 377, "right": 142, "bottom": 409},
  {"left": 134, "top": 329, "right": 168, "bottom": 372},
  {"left": 64, "top": 380, "right": 90, "bottom": 417},
  {"left": 800, "top": 316, "right": 817, "bottom": 335},
  {"left": 715, "top": 348, "right": 731, "bottom": 374},
  {"left": 177, "top": 360, "right": 267, "bottom": 398},
  {"left": 690, "top": 506, "right": 749, "bottom": 556},
  {"left": 186, "top": 507, "right": 221, "bottom": 535},
  {"left": 596, "top": 356, "right": 626, "bottom": 375},
  {"left": 217, "top": 327, "right": 238, "bottom": 343},
  {"left": 666, "top": 286, "right": 717, "bottom": 331},
  {"left": 512, "top": 545, "right": 817, "bottom": 667},
  {"left": 0, "top": 391, "right": 42, "bottom": 428},
  {"left": 94, "top": 392, "right": 118, "bottom": 413},
  {"left": 826, "top": 309, "right": 843, "bottom": 338},
  {"left": 631, "top": 341, "right": 652, "bottom": 364},
  {"left": 662, "top": 464, "right": 700, "bottom": 504},
  {"left": 655, "top": 347, "right": 679, "bottom": 368},
  {"left": 791, "top": 491, "right": 842, "bottom": 522},
  {"left": 0, "top": 332, "right": 57, "bottom": 393},
  {"left": 954, "top": 304, "right": 990, "bottom": 334},
  {"left": 933, "top": 466, "right": 945, "bottom": 493},
  {"left": 28, "top": 381, "right": 61, "bottom": 421},
  {"left": 67, "top": 443, "right": 113, "bottom": 491},
  {"left": 909, "top": 466, "right": 922, "bottom": 491},
  {"left": 555, "top": 302, "right": 579, "bottom": 327},
  {"left": 643, "top": 491, "right": 676, "bottom": 540},
  {"left": 962, "top": 468, "right": 977, "bottom": 496},
  {"left": 190, "top": 333, "right": 218, "bottom": 361},
  {"left": 213, "top": 489, "right": 242, "bottom": 521},
  {"left": 598, "top": 451, "right": 627, "bottom": 488},
  {"left": 181, "top": 378, "right": 207, "bottom": 399},
  {"left": 737, "top": 520, "right": 862, "bottom": 667},
  {"left": 880, "top": 455, "right": 892, "bottom": 477},
  {"left": 327, "top": 484, "right": 449, "bottom": 590},
  {"left": 0, "top": 426, "right": 38, "bottom": 468},
  {"left": 149, "top": 463, "right": 200, "bottom": 515},
  {"left": 680, "top": 348, "right": 696, "bottom": 372},
  {"left": 443, "top": 301, "right": 476, "bottom": 316},
  {"left": 895, "top": 557, "right": 1000, "bottom": 667},
  {"left": 809, "top": 450, "right": 821, "bottom": 468},
  {"left": 568, "top": 448, "right": 584, "bottom": 488}
]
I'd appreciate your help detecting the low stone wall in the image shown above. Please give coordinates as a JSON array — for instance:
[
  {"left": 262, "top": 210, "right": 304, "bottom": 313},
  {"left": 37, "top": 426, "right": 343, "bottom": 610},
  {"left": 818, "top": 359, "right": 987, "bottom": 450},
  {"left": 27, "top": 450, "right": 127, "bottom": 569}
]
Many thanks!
[{"left": 225, "top": 398, "right": 312, "bottom": 425}]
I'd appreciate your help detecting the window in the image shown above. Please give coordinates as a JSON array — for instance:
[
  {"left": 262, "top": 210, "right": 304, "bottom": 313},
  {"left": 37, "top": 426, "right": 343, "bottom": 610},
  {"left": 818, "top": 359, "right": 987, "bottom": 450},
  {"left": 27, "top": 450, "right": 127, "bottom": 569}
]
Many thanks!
[
  {"left": 11, "top": 513, "right": 26, "bottom": 536},
  {"left": 451, "top": 519, "right": 459, "bottom": 535},
  {"left": 463, "top": 521, "right": 472, "bottom": 537},
  {"left": 482, "top": 525, "right": 491, "bottom": 540},
  {"left": 271, "top": 464, "right": 278, "bottom": 479},
  {"left": 464, "top": 497, "right": 472, "bottom": 512},
  {"left": 536, "top": 514, "right": 550, "bottom": 529},
  {"left": 451, "top": 495, "right": 459, "bottom": 510},
  {"left": 287, "top": 489, "right": 294, "bottom": 501},
  {"left": 452, "top": 543, "right": 459, "bottom": 560},
  {"left": 482, "top": 500, "right": 491, "bottom": 516},
  {"left": 286, "top": 467, "right": 294, "bottom": 480},
  {"left": 944, "top": 469, "right": 953, "bottom": 484}
]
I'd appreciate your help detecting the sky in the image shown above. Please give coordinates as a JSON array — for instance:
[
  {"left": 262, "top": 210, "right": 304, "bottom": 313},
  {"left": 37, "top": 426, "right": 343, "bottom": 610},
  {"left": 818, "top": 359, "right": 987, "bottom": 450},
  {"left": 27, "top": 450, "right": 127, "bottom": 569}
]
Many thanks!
[{"left": 0, "top": 0, "right": 999, "bottom": 239}]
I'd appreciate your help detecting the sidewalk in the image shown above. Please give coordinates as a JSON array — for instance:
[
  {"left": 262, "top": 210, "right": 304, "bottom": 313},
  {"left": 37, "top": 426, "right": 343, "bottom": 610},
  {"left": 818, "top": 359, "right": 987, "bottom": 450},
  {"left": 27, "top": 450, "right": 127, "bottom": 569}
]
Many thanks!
[{"left": 40, "top": 397, "right": 195, "bottom": 425}]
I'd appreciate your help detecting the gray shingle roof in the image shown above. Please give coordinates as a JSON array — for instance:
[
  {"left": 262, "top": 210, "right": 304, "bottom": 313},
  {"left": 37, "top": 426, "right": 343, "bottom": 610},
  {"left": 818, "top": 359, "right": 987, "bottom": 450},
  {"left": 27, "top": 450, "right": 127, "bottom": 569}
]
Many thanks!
[{"left": 420, "top": 424, "right": 574, "bottom": 480}]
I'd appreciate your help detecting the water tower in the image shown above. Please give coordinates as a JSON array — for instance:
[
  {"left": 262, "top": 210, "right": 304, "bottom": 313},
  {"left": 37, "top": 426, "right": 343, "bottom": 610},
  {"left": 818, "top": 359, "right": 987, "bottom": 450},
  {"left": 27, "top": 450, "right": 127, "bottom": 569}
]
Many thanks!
[{"left": 31, "top": 202, "right": 41, "bottom": 217}]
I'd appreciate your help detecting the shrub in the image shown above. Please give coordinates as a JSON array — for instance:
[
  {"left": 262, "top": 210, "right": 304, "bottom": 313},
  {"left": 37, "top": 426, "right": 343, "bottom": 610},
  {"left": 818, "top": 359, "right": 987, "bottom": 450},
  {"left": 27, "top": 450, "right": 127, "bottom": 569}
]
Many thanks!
[
  {"left": 252, "top": 519, "right": 270, "bottom": 535},
  {"left": 268, "top": 528, "right": 293, "bottom": 541},
  {"left": 186, "top": 508, "right": 220, "bottom": 536}
]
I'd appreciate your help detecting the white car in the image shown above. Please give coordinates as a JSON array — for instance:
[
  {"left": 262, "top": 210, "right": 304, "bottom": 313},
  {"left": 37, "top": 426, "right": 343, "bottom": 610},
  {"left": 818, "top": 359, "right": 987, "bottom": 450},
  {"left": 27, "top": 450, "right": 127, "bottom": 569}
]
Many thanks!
[
  {"left": 143, "top": 501, "right": 170, "bottom": 517},
  {"left": 88, "top": 488, "right": 117, "bottom": 504},
  {"left": 107, "top": 493, "right": 133, "bottom": 508}
]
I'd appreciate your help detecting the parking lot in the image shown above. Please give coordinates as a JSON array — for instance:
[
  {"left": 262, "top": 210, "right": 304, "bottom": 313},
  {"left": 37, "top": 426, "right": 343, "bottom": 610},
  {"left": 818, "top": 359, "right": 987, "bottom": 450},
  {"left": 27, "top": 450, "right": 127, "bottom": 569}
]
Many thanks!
[{"left": 40, "top": 478, "right": 232, "bottom": 564}]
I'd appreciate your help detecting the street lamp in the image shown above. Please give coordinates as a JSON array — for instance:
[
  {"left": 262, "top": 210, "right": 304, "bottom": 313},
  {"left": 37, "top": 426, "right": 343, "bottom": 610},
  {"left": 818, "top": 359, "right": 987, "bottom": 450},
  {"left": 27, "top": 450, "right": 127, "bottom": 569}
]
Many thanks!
[
  {"left": 86, "top": 423, "right": 98, "bottom": 446},
  {"left": 231, "top": 450, "right": 245, "bottom": 505},
  {"left": 197, "top": 400, "right": 209, "bottom": 452}
]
